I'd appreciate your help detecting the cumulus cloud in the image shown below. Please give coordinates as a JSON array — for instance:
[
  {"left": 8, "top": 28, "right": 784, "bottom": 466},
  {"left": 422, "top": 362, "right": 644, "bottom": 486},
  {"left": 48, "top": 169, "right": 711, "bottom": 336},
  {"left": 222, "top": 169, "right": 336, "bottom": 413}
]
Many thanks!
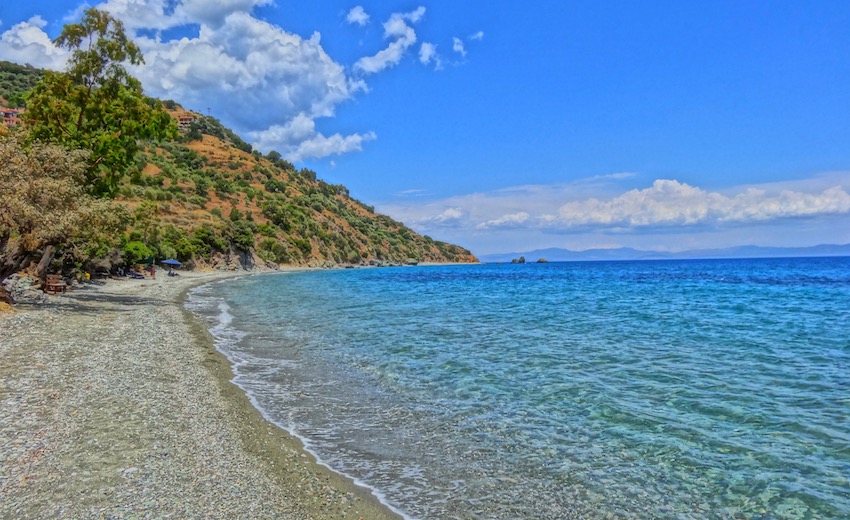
[
  {"left": 419, "top": 42, "right": 441, "bottom": 69},
  {"left": 250, "top": 113, "right": 376, "bottom": 162},
  {"left": 414, "top": 207, "right": 466, "bottom": 227},
  {"left": 100, "top": 0, "right": 273, "bottom": 30},
  {"left": 1, "top": 1, "right": 484, "bottom": 161},
  {"left": 354, "top": 6, "right": 425, "bottom": 74},
  {"left": 0, "top": 1, "right": 388, "bottom": 160},
  {"left": 548, "top": 179, "right": 850, "bottom": 229},
  {"left": 107, "top": 1, "right": 371, "bottom": 159},
  {"left": 470, "top": 30, "right": 484, "bottom": 41},
  {"left": 0, "top": 16, "right": 69, "bottom": 69},
  {"left": 132, "top": 12, "right": 366, "bottom": 132},
  {"left": 452, "top": 37, "right": 466, "bottom": 57},
  {"left": 98, "top": 0, "right": 178, "bottom": 31},
  {"left": 381, "top": 174, "right": 850, "bottom": 243},
  {"left": 176, "top": 0, "right": 273, "bottom": 27},
  {"left": 478, "top": 212, "right": 530, "bottom": 229},
  {"left": 346, "top": 6, "right": 369, "bottom": 26}
]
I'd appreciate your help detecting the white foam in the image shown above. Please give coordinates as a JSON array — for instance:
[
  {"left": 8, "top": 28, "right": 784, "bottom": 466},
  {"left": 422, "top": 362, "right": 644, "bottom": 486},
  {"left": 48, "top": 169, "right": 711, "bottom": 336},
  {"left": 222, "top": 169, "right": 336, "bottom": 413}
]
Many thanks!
[{"left": 185, "top": 278, "right": 416, "bottom": 520}]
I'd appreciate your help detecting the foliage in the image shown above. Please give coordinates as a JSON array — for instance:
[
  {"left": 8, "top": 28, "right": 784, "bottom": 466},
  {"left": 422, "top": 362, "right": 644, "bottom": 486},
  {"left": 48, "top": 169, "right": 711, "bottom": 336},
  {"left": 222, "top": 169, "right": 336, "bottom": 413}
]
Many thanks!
[
  {"left": 24, "top": 8, "right": 177, "bottom": 196},
  {"left": 0, "top": 61, "right": 43, "bottom": 107},
  {"left": 187, "top": 116, "right": 252, "bottom": 153},
  {"left": 123, "top": 240, "right": 154, "bottom": 265},
  {"left": 0, "top": 52, "right": 477, "bottom": 271},
  {"left": 228, "top": 220, "right": 255, "bottom": 250},
  {"left": 0, "top": 131, "right": 128, "bottom": 281}
]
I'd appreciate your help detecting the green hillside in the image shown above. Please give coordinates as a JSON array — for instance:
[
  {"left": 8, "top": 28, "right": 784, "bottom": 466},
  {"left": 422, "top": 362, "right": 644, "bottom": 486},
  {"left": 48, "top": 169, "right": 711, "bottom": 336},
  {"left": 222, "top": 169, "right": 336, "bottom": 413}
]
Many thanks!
[
  {"left": 0, "top": 61, "right": 43, "bottom": 107},
  {"left": 119, "top": 106, "right": 478, "bottom": 268},
  {"left": 1, "top": 58, "right": 477, "bottom": 273}
]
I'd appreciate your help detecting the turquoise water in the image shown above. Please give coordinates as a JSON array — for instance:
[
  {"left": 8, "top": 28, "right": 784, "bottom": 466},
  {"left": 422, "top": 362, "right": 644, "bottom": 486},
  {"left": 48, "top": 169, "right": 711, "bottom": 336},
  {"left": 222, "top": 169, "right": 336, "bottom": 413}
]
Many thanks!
[{"left": 187, "top": 258, "right": 850, "bottom": 519}]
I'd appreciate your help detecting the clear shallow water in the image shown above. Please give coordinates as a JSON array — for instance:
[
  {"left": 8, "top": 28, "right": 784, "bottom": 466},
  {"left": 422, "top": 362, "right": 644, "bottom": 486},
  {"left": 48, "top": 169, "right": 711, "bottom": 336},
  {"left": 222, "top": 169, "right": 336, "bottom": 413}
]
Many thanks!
[{"left": 187, "top": 258, "right": 850, "bottom": 519}]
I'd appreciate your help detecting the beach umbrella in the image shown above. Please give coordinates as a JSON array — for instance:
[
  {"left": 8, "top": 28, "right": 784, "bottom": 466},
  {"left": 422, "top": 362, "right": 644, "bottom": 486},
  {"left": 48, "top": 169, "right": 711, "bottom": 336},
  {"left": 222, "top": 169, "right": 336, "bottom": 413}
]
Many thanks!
[{"left": 161, "top": 258, "right": 182, "bottom": 266}]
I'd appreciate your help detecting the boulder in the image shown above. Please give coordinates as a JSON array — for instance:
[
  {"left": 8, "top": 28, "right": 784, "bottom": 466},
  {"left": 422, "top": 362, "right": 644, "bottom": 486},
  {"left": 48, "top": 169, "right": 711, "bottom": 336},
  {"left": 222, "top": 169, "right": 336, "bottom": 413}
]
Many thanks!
[{"left": 2, "top": 273, "right": 48, "bottom": 304}]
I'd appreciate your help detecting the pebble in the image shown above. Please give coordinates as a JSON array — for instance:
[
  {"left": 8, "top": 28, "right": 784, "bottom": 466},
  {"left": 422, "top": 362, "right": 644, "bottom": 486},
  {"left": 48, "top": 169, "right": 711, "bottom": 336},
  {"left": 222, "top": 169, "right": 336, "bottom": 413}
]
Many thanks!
[{"left": 0, "top": 272, "right": 399, "bottom": 520}]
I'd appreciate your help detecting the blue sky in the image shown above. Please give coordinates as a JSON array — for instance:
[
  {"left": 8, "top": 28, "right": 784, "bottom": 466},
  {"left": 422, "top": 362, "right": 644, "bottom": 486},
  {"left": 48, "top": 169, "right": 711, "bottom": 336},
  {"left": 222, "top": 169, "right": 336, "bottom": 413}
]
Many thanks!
[{"left": 2, "top": 1, "right": 849, "bottom": 255}]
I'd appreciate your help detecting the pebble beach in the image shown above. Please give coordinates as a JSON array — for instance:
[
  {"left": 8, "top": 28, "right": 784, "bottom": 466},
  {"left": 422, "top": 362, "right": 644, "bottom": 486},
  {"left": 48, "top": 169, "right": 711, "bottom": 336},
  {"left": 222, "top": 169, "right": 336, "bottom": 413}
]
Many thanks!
[{"left": 0, "top": 271, "right": 400, "bottom": 519}]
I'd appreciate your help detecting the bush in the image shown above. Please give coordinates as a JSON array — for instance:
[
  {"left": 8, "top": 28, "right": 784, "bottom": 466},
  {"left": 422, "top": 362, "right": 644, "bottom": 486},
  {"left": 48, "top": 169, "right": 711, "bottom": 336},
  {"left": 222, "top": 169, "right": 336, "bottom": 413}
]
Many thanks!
[
  {"left": 123, "top": 241, "right": 154, "bottom": 265},
  {"left": 229, "top": 220, "right": 255, "bottom": 251},
  {"left": 256, "top": 223, "right": 278, "bottom": 237},
  {"left": 193, "top": 176, "right": 210, "bottom": 197},
  {"left": 193, "top": 225, "right": 227, "bottom": 253},
  {"left": 258, "top": 239, "right": 288, "bottom": 263}
]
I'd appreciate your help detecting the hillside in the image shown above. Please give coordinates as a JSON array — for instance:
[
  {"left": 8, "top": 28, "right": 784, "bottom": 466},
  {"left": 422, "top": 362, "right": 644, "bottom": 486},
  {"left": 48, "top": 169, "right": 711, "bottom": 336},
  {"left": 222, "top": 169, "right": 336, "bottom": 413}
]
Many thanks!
[
  {"left": 0, "top": 61, "right": 43, "bottom": 107},
  {"left": 1, "top": 59, "right": 476, "bottom": 270},
  {"left": 117, "top": 107, "right": 477, "bottom": 268}
]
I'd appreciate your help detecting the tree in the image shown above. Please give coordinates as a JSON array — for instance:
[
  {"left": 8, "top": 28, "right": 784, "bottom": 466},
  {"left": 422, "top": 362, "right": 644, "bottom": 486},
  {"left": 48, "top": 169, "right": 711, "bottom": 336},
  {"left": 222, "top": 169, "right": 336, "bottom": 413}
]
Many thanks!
[
  {"left": 0, "top": 131, "right": 129, "bottom": 299},
  {"left": 24, "top": 8, "right": 176, "bottom": 196}
]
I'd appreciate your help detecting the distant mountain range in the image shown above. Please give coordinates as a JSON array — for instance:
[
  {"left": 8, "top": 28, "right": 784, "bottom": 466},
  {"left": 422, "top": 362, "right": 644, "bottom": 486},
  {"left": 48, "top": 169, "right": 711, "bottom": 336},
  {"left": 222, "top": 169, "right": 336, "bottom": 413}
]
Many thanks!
[{"left": 479, "top": 244, "right": 850, "bottom": 263}]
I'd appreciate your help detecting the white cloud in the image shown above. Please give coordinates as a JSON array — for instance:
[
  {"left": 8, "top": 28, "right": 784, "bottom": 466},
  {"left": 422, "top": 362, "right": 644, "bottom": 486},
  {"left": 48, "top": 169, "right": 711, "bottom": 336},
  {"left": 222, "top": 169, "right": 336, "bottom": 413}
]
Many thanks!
[
  {"left": 0, "top": 1, "right": 390, "bottom": 161},
  {"left": 177, "top": 0, "right": 272, "bottom": 28},
  {"left": 414, "top": 207, "right": 466, "bottom": 227},
  {"left": 133, "top": 13, "right": 365, "bottom": 131},
  {"left": 478, "top": 212, "right": 530, "bottom": 229},
  {"left": 97, "top": 0, "right": 273, "bottom": 31},
  {"left": 452, "top": 36, "right": 466, "bottom": 57},
  {"left": 346, "top": 6, "right": 369, "bottom": 27},
  {"left": 419, "top": 42, "right": 441, "bottom": 69},
  {"left": 549, "top": 179, "right": 850, "bottom": 229},
  {"left": 251, "top": 113, "right": 376, "bottom": 162},
  {"left": 1, "top": 1, "right": 463, "bottom": 160},
  {"left": 402, "top": 7, "right": 426, "bottom": 24},
  {"left": 0, "top": 16, "right": 69, "bottom": 69},
  {"left": 354, "top": 7, "right": 425, "bottom": 74},
  {"left": 470, "top": 30, "right": 484, "bottom": 41},
  {"left": 98, "top": 0, "right": 177, "bottom": 31},
  {"left": 381, "top": 174, "right": 850, "bottom": 238},
  {"left": 377, "top": 174, "right": 850, "bottom": 255}
]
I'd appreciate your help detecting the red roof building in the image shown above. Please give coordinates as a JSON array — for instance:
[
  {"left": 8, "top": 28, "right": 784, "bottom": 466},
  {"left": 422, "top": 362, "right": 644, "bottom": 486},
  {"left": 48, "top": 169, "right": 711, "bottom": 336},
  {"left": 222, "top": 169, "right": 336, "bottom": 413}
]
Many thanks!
[{"left": 1, "top": 107, "right": 23, "bottom": 127}]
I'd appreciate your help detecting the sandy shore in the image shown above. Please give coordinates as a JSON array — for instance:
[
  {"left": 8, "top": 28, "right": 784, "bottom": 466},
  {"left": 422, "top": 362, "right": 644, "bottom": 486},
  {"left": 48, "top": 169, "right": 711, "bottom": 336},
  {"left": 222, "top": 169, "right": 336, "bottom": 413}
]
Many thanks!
[{"left": 0, "top": 270, "right": 401, "bottom": 519}]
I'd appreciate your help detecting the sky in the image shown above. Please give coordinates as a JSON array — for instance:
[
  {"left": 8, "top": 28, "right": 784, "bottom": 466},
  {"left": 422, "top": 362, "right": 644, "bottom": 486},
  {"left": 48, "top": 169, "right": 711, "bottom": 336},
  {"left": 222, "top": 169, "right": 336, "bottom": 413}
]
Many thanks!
[{"left": 2, "top": 1, "right": 850, "bottom": 256}]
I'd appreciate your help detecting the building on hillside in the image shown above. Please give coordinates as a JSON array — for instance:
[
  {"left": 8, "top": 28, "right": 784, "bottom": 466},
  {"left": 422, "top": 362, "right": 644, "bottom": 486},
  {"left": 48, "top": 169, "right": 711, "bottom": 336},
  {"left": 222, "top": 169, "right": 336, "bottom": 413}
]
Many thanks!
[
  {"left": 173, "top": 112, "right": 197, "bottom": 132},
  {"left": 1, "top": 107, "right": 23, "bottom": 127}
]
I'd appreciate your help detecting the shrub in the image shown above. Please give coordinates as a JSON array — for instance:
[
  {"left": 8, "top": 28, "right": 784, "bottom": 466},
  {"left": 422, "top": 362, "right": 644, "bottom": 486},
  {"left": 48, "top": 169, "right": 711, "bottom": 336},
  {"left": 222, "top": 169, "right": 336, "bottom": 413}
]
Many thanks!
[
  {"left": 229, "top": 220, "right": 254, "bottom": 251},
  {"left": 258, "top": 239, "right": 288, "bottom": 263},
  {"left": 123, "top": 241, "right": 154, "bottom": 265}
]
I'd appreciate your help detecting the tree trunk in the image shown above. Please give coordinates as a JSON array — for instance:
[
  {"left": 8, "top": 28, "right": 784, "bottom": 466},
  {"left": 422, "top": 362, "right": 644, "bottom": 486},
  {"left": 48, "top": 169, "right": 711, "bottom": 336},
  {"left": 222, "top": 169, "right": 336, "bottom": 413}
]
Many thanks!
[
  {"left": 0, "top": 234, "right": 24, "bottom": 282},
  {"left": 35, "top": 245, "right": 57, "bottom": 280}
]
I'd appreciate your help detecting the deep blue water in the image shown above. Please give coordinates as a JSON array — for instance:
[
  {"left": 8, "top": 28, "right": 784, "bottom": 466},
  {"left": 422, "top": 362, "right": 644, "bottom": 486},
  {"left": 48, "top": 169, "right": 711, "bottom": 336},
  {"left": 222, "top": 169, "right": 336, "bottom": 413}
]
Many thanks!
[{"left": 187, "top": 258, "right": 850, "bottom": 519}]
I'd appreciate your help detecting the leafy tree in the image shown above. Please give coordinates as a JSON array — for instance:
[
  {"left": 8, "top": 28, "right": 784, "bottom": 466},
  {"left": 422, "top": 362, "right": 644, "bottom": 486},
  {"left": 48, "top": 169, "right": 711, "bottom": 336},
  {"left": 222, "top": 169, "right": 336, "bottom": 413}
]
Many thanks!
[
  {"left": 123, "top": 241, "right": 154, "bottom": 265},
  {"left": 229, "top": 220, "right": 255, "bottom": 251},
  {"left": 0, "top": 131, "right": 128, "bottom": 299},
  {"left": 24, "top": 8, "right": 176, "bottom": 196}
]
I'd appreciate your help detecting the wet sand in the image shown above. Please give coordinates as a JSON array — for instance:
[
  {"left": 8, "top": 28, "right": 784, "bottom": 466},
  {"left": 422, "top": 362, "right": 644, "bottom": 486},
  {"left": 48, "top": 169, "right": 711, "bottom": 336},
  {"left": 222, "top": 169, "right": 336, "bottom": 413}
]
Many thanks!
[{"left": 0, "top": 270, "right": 401, "bottom": 519}]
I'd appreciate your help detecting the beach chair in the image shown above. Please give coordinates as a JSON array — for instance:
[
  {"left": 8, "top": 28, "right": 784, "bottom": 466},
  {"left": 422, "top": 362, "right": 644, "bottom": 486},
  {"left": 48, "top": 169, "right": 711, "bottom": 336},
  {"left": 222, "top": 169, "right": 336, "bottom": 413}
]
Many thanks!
[{"left": 45, "top": 274, "right": 68, "bottom": 295}]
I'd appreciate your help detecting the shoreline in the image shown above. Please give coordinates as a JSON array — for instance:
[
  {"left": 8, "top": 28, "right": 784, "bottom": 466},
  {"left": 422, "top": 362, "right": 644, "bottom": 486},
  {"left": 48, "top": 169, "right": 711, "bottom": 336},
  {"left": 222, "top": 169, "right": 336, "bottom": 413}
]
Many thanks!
[{"left": 1, "top": 269, "right": 401, "bottom": 519}]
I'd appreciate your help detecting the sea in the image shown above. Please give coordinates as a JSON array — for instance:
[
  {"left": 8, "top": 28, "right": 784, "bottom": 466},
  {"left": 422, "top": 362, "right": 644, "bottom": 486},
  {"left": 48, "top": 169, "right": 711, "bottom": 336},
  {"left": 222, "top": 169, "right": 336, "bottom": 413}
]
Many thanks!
[{"left": 186, "top": 257, "right": 850, "bottom": 519}]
